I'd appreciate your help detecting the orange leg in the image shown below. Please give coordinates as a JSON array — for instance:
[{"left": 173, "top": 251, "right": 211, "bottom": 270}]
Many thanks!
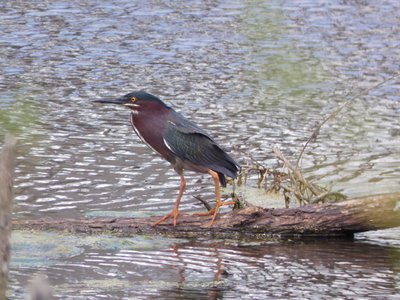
[
  {"left": 153, "top": 174, "right": 186, "bottom": 226},
  {"left": 194, "top": 170, "right": 235, "bottom": 226}
]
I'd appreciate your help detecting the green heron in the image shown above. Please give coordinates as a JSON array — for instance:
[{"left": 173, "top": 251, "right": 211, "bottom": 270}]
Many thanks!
[{"left": 94, "top": 91, "right": 240, "bottom": 226}]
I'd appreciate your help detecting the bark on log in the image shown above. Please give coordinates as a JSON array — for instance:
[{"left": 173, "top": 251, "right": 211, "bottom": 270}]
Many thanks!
[{"left": 13, "top": 192, "right": 400, "bottom": 238}]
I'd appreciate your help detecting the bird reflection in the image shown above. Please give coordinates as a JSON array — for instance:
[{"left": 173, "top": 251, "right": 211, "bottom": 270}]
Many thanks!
[
  {"left": 134, "top": 238, "right": 399, "bottom": 299},
  {"left": 158, "top": 243, "right": 226, "bottom": 300}
]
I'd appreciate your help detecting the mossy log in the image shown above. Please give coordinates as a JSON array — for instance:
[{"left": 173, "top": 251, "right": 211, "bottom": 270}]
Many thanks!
[{"left": 13, "top": 192, "right": 400, "bottom": 238}]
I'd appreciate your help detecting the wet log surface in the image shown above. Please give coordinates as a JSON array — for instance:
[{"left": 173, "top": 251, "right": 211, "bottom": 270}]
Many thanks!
[{"left": 13, "top": 192, "right": 400, "bottom": 238}]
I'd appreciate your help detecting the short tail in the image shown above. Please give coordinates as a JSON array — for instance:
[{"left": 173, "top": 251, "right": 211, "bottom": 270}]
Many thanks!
[
  {"left": 218, "top": 172, "right": 227, "bottom": 187},
  {"left": 217, "top": 158, "right": 240, "bottom": 188},
  {"left": 209, "top": 145, "right": 241, "bottom": 187}
]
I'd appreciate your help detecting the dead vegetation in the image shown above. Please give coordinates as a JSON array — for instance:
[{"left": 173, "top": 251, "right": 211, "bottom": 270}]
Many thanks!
[
  {"left": 235, "top": 149, "right": 346, "bottom": 209},
  {"left": 233, "top": 75, "right": 400, "bottom": 209}
]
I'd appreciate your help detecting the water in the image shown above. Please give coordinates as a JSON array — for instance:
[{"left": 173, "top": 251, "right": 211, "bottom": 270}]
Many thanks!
[
  {"left": 9, "top": 230, "right": 400, "bottom": 299},
  {"left": 1, "top": 0, "right": 399, "bottom": 298}
]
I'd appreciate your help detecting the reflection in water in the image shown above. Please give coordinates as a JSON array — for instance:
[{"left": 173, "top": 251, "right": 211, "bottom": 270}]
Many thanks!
[
  {"left": 9, "top": 232, "right": 400, "bottom": 298},
  {"left": 1, "top": 0, "right": 400, "bottom": 298}
]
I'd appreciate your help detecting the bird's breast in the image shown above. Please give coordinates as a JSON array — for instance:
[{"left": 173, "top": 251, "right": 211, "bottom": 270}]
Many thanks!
[{"left": 130, "top": 111, "right": 175, "bottom": 163}]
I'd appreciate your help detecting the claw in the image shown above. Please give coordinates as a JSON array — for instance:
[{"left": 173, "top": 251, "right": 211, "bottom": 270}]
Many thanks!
[
  {"left": 153, "top": 209, "right": 180, "bottom": 226},
  {"left": 153, "top": 174, "right": 185, "bottom": 227},
  {"left": 194, "top": 200, "right": 235, "bottom": 225}
]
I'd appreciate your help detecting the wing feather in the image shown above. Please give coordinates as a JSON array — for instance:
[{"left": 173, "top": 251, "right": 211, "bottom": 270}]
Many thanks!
[{"left": 164, "top": 119, "right": 240, "bottom": 179}]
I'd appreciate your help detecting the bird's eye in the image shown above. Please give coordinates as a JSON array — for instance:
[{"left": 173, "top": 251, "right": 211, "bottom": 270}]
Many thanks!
[{"left": 131, "top": 97, "right": 137, "bottom": 102}]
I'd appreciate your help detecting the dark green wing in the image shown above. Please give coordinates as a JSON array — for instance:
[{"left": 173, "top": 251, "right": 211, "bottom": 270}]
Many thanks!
[{"left": 164, "top": 116, "right": 239, "bottom": 179}]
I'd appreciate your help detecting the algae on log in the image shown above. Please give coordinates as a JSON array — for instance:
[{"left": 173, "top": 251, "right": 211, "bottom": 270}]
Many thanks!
[{"left": 13, "top": 193, "right": 400, "bottom": 239}]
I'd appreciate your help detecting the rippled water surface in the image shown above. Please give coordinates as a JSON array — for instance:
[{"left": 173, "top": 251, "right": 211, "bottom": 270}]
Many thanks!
[{"left": 1, "top": 0, "right": 400, "bottom": 298}]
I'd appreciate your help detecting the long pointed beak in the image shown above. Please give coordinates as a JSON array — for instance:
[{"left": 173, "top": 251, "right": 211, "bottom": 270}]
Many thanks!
[{"left": 92, "top": 97, "right": 127, "bottom": 105}]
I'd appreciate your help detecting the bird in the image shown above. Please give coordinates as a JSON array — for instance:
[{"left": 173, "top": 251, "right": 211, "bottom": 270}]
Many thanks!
[{"left": 94, "top": 91, "right": 240, "bottom": 226}]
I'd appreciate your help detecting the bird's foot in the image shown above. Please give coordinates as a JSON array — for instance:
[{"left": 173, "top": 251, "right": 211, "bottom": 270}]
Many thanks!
[
  {"left": 193, "top": 200, "right": 235, "bottom": 226},
  {"left": 153, "top": 209, "right": 180, "bottom": 226}
]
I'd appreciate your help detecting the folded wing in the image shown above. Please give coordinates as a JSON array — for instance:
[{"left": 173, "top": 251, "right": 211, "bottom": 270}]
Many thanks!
[{"left": 163, "top": 114, "right": 240, "bottom": 184}]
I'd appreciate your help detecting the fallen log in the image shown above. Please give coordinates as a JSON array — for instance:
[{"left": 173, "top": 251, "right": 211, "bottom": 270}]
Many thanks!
[{"left": 13, "top": 192, "right": 400, "bottom": 238}]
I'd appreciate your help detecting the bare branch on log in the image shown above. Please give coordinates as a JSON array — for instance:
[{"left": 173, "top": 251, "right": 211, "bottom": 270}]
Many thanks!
[{"left": 295, "top": 74, "right": 400, "bottom": 169}]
